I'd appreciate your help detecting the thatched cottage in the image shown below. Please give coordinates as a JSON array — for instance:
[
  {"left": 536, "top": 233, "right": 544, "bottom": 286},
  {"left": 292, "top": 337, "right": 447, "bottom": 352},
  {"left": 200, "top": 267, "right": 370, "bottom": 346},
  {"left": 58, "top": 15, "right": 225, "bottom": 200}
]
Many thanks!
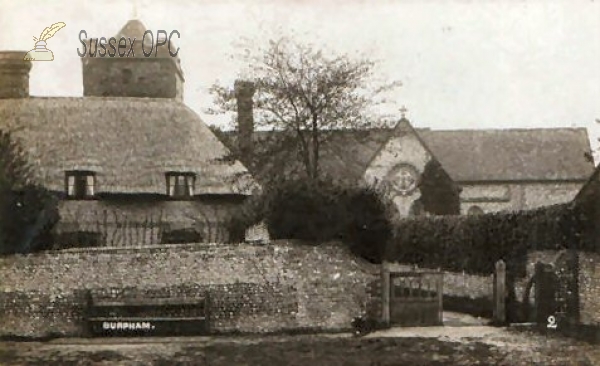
[{"left": 0, "top": 20, "right": 258, "bottom": 246}]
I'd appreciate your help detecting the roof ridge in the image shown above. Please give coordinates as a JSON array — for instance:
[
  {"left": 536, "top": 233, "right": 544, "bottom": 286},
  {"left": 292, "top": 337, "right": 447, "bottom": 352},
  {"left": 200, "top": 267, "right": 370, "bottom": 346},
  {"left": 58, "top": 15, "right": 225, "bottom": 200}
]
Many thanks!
[
  {"left": 10, "top": 96, "right": 186, "bottom": 104},
  {"left": 222, "top": 126, "right": 588, "bottom": 133},
  {"left": 420, "top": 126, "right": 589, "bottom": 133}
]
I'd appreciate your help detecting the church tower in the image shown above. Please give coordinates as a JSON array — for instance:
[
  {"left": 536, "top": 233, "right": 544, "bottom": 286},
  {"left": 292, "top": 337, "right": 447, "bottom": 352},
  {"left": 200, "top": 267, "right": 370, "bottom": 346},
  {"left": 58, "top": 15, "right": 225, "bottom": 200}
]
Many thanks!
[{"left": 81, "top": 20, "right": 184, "bottom": 101}]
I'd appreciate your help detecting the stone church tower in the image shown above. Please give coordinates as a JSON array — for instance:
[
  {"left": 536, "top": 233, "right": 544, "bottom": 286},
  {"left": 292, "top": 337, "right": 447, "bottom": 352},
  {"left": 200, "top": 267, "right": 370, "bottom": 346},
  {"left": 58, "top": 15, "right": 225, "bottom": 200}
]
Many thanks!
[{"left": 81, "top": 20, "right": 184, "bottom": 101}]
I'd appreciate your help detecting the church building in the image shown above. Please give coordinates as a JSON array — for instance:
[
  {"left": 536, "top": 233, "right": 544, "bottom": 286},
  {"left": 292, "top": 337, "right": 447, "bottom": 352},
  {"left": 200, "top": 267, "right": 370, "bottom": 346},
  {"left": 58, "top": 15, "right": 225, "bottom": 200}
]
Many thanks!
[{"left": 226, "top": 83, "right": 595, "bottom": 217}]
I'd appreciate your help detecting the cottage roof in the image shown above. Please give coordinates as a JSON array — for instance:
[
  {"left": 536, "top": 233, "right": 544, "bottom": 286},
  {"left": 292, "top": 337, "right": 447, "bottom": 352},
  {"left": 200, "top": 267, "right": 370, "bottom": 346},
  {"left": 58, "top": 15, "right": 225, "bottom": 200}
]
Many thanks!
[
  {"left": 0, "top": 97, "right": 256, "bottom": 195},
  {"left": 224, "top": 126, "right": 594, "bottom": 184}
]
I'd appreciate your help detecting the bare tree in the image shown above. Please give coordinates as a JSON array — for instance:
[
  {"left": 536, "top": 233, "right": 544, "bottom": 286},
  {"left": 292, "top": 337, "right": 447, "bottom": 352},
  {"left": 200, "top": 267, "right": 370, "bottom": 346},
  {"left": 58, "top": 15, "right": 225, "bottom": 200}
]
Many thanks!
[{"left": 209, "top": 37, "right": 401, "bottom": 182}]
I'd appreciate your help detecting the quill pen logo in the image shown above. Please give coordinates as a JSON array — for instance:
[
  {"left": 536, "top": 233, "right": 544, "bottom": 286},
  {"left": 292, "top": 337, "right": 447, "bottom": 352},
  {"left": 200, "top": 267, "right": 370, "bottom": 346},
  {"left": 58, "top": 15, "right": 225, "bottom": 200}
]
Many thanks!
[{"left": 24, "top": 22, "right": 66, "bottom": 61}]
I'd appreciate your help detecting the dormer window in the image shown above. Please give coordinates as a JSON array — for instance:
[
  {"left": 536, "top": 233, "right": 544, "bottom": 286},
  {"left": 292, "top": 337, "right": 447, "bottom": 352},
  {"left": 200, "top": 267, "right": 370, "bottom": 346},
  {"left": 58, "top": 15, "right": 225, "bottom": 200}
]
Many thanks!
[
  {"left": 65, "top": 171, "right": 95, "bottom": 199},
  {"left": 166, "top": 172, "right": 195, "bottom": 198}
]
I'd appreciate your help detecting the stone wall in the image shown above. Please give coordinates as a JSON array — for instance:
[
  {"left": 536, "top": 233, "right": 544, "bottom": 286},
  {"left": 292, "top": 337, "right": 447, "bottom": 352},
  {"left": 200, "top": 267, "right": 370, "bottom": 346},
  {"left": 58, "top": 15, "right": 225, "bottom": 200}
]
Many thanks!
[
  {"left": 0, "top": 241, "right": 378, "bottom": 337},
  {"left": 83, "top": 58, "right": 182, "bottom": 100},
  {"left": 579, "top": 252, "right": 600, "bottom": 326}
]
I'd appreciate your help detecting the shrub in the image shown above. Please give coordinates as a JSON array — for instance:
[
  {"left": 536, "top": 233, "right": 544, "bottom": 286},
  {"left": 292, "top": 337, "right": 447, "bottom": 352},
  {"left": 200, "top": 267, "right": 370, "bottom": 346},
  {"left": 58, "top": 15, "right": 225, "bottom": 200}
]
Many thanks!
[
  {"left": 226, "top": 191, "right": 269, "bottom": 243},
  {"left": 53, "top": 230, "right": 104, "bottom": 249},
  {"left": 227, "top": 177, "right": 394, "bottom": 262},
  {"left": 160, "top": 228, "right": 204, "bottom": 244},
  {"left": 0, "top": 184, "right": 60, "bottom": 255},
  {"left": 342, "top": 186, "right": 394, "bottom": 263},
  {"left": 386, "top": 202, "right": 589, "bottom": 277},
  {"left": 417, "top": 159, "right": 460, "bottom": 215},
  {"left": 0, "top": 129, "right": 60, "bottom": 255},
  {"left": 265, "top": 178, "right": 348, "bottom": 242}
]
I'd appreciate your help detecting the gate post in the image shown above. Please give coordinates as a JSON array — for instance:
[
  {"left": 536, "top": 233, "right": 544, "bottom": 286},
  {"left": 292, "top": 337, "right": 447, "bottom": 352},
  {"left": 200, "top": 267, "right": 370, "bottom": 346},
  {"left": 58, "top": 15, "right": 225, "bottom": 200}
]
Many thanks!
[
  {"left": 381, "top": 261, "right": 390, "bottom": 326},
  {"left": 493, "top": 260, "right": 506, "bottom": 324},
  {"left": 535, "top": 261, "right": 558, "bottom": 328}
]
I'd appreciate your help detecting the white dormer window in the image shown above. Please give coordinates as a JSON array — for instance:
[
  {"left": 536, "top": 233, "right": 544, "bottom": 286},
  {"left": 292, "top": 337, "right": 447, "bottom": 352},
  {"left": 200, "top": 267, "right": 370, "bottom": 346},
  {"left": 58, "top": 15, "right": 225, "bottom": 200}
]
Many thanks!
[
  {"left": 166, "top": 172, "right": 195, "bottom": 198},
  {"left": 65, "top": 171, "right": 96, "bottom": 199}
]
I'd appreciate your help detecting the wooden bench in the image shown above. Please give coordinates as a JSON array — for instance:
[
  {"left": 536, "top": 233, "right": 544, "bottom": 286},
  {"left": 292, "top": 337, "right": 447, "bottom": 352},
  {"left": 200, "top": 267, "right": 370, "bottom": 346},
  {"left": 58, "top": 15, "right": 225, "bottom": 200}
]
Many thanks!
[{"left": 85, "top": 292, "right": 210, "bottom": 336}]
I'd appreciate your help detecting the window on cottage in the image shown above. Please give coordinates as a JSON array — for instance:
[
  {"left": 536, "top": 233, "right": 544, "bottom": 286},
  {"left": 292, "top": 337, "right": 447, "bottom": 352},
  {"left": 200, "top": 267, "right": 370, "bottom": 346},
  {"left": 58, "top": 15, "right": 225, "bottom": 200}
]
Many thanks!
[
  {"left": 467, "top": 206, "right": 484, "bottom": 215},
  {"left": 165, "top": 172, "right": 196, "bottom": 198},
  {"left": 65, "top": 171, "right": 96, "bottom": 199}
]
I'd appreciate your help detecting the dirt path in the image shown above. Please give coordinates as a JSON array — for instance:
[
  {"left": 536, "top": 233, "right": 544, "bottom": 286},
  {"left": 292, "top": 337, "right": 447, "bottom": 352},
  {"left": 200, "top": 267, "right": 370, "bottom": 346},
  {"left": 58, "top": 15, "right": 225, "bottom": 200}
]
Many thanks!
[
  {"left": 0, "top": 322, "right": 597, "bottom": 365},
  {"left": 367, "top": 324, "right": 599, "bottom": 364}
]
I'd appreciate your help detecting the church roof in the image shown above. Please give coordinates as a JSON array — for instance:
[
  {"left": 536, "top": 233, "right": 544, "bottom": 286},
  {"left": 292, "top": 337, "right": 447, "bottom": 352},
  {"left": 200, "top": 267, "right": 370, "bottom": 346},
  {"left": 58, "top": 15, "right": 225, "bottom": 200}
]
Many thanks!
[
  {"left": 418, "top": 128, "right": 594, "bottom": 182},
  {"left": 115, "top": 19, "right": 148, "bottom": 40},
  {"left": 0, "top": 97, "right": 256, "bottom": 195},
  {"left": 114, "top": 19, "right": 178, "bottom": 59},
  {"left": 223, "top": 125, "right": 594, "bottom": 184}
]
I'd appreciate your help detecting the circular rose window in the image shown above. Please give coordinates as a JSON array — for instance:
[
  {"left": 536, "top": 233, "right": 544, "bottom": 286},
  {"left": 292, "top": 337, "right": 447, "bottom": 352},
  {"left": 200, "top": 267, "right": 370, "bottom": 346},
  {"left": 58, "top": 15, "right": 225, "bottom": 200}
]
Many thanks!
[{"left": 387, "top": 163, "right": 419, "bottom": 196}]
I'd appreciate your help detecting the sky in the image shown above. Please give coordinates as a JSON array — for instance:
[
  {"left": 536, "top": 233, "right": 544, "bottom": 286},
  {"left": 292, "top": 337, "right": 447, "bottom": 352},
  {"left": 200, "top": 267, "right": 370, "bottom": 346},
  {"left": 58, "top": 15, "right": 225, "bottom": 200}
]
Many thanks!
[{"left": 1, "top": 0, "right": 599, "bottom": 153}]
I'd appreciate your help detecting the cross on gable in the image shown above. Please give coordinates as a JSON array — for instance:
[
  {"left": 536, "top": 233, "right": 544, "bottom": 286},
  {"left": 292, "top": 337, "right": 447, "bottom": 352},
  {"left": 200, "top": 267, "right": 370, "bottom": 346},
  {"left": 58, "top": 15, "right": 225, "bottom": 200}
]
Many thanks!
[{"left": 132, "top": 0, "right": 140, "bottom": 18}]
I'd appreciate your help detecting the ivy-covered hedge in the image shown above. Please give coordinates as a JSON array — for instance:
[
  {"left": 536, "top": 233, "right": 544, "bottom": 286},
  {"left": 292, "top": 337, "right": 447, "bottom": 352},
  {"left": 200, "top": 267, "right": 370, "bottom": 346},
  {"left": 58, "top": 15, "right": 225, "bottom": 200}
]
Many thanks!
[
  {"left": 227, "top": 177, "right": 395, "bottom": 262},
  {"left": 386, "top": 202, "right": 590, "bottom": 277}
]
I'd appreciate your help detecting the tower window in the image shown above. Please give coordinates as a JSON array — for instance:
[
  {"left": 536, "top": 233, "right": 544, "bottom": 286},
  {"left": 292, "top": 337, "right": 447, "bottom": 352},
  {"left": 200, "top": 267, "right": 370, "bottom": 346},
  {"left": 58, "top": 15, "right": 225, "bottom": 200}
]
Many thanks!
[
  {"left": 166, "top": 172, "right": 196, "bottom": 198},
  {"left": 65, "top": 171, "right": 96, "bottom": 199}
]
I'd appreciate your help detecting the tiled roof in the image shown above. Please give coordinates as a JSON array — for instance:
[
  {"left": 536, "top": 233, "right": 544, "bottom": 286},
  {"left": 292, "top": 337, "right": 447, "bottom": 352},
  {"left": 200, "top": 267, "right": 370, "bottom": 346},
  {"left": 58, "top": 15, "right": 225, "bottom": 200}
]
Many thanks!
[
  {"left": 223, "top": 125, "right": 594, "bottom": 184},
  {"left": 419, "top": 128, "right": 594, "bottom": 182}
]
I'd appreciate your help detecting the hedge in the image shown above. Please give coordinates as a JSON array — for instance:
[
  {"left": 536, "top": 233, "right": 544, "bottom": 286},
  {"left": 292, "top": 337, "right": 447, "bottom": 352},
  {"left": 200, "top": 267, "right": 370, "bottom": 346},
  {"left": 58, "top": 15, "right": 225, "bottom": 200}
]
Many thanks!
[
  {"left": 227, "top": 177, "right": 395, "bottom": 262},
  {"left": 386, "top": 202, "right": 591, "bottom": 276}
]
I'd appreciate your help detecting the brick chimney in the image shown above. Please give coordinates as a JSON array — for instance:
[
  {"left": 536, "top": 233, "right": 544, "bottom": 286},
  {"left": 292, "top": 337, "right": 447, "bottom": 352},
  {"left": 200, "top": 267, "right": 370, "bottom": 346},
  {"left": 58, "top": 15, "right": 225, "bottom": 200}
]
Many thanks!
[
  {"left": 234, "top": 80, "right": 255, "bottom": 160},
  {"left": 0, "top": 51, "right": 32, "bottom": 99}
]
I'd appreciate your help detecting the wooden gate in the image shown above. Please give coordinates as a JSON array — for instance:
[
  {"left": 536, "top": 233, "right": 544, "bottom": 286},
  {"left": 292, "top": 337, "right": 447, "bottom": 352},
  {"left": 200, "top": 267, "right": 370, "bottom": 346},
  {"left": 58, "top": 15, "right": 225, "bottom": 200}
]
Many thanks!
[{"left": 388, "top": 271, "right": 443, "bottom": 326}]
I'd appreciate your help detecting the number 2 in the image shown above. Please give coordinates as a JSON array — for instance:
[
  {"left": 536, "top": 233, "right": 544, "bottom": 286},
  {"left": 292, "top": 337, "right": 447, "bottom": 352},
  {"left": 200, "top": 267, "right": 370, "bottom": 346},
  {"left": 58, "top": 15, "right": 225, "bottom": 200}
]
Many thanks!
[{"left": 547, "top": 315, "right": 557, "bottom": 329}]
